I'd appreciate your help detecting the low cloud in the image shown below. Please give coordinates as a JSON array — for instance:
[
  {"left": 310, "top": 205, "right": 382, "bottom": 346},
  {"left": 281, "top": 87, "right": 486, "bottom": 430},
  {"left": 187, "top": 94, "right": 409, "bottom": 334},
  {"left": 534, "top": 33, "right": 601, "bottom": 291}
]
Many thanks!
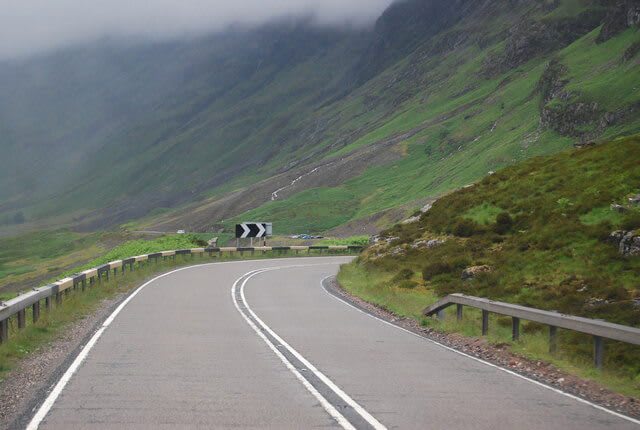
[{"left": 0, "top": 0, "right": 394, "bottom": 59}]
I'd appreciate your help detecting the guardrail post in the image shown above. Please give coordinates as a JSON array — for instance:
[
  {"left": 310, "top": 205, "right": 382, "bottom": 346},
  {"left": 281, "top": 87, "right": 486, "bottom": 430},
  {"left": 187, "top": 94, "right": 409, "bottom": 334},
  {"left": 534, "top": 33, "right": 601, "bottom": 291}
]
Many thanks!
[
  {"left": 33, "top": 301, "right": 41, "bottom": 323},
  {"left": 549, "top": 326, "right": 558, "bottom": 353},
  {"left": 512, "top": 317, "right": 520, "bottom": 341},
  {"left": 17, "top": 309, "right": 26, "bottom": 329},
  {"left": 482, "top": 310, "right": 489, "bottom": 336},
  {"left": 82, "top": 278, "right": 87, "bottom": 291},
  {"left": 45, "top": 296, "right": 51, "bottom": 311},
  {"left": 437, "top": 309, "right": 445, "bottom": 320},
  {"left": 594, "top": 336, "right": 604, "bottom": 369},
  {"left": 0, "top": 318, "right": 8, "bottom": 343},
  {"left": 56, "top": 292, "right": 62, "bottom": 304},
  {"left": 456, "top": 304, "right": 463, "bottom": 321}
]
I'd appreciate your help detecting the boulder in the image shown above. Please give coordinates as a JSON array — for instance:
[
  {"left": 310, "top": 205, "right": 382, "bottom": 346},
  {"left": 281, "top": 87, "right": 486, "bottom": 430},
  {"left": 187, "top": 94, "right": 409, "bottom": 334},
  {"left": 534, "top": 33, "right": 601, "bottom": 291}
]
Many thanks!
[
  {"left": 628, "top": 194, "right": 640, "bottom": 205},
  {"left": 608, "top": 230, "right": 627, "bottom": 245},
  {"left": 620, "top": 231, "right": 640, "bottom": 256},
  {"left": 402, "top": 215, "right": 421, "bottom": 225},
  {"left": 461, "top": 265, "right": 492, "bottom": 280},
  {"left": 611, "top": 203, "right": 627, "bottom": 213},
  {"left": 610, "top": 230, "right": 640, "bottom": 256},
  {"left": 410, "top": 238, "right": 445, "bottom": 249}
]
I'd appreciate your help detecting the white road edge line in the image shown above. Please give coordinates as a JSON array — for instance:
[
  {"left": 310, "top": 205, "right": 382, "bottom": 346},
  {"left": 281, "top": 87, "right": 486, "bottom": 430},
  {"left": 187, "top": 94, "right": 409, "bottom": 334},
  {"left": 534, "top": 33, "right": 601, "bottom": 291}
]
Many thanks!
[
  {"left": 320, "top": 275, "right": 640, "bottom": 427},
  {"left": 25, "top": 257, "right": 342, "bottom": 430},
  {"left": 234, "top": 267, "right": 387, "bottom": 430}
]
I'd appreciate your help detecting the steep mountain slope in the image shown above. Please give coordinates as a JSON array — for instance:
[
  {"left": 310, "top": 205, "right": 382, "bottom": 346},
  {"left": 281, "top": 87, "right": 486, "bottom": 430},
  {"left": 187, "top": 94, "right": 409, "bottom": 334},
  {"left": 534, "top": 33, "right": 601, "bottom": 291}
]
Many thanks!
[
  {"left": 1, "top": 0, "right": 639, "bottom": 237},
  {"left": 0, "top": 22, "right": 369, "bottom": 227},
  {"left": 151, "top": 0, "right": 640, "bottom": 235}
]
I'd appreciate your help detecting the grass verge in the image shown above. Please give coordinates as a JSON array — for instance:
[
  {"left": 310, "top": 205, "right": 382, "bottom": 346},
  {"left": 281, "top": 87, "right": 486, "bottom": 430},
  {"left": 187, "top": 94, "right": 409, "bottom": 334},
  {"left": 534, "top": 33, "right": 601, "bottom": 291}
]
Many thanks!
[{"left": 337, "top": 262, "right": 640, "bottom": 398}]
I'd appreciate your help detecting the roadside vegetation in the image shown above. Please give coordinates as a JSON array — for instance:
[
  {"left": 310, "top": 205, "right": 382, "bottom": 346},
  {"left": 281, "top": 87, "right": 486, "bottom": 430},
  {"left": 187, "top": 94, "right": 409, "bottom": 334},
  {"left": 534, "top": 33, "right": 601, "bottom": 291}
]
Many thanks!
[
  {"left": 0, "top": 232, "right": 208, "bottom": 300},
  {"left": 340, "top": 135, "right": 640, "bottom": 396},
  {"left": 0, "top": 231, "right": 109, "bottom": 298},
  {"left": 317, "top": 236, "right": 370, "bottom": 247}
]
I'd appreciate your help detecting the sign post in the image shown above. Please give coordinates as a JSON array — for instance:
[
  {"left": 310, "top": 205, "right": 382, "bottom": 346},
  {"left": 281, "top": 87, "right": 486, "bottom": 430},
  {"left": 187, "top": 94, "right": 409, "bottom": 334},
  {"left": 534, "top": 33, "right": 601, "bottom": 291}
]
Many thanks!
[{"left": 235, "top": 222, "right": 273, "bottom": 246}]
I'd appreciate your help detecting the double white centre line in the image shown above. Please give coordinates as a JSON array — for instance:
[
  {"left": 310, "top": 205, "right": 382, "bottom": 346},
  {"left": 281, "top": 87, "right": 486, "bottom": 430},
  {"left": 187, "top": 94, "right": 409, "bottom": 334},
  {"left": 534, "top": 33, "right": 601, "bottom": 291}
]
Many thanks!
[{"left": 231, "top": 267, "right": 387, "bottom": 430}]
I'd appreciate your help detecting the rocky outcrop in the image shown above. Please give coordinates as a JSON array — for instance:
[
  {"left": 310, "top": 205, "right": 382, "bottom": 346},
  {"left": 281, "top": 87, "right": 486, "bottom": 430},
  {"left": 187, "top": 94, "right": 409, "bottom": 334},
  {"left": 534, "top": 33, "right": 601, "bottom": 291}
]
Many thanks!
[
  {"left": 537, "top": 59, "right": 630, "bottom": 141},
  {"left": 484, "top": 10, "right": 605, "bottom": 75},
  {"left": 461, "top": 265, "right": 492, "bottom": 280},
  {"left": 597, "top": 0, "right": 640, "bottom": 43},
  {"left": 609, "top": 230, "right": 640, "bottom": 256},
  {"left": 537, "top": 59, "right": 569, "bottom": 106},
  {"left": 411, "top": 238, "right": 445, "bottom": 249}
]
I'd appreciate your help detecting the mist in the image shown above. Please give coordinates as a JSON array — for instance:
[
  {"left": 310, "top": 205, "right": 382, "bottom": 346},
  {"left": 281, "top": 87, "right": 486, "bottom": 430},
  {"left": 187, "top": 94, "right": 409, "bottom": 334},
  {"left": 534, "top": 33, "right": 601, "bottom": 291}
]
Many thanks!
[{"left": 0, "top": 0, "right": 394, "bottom": 60}]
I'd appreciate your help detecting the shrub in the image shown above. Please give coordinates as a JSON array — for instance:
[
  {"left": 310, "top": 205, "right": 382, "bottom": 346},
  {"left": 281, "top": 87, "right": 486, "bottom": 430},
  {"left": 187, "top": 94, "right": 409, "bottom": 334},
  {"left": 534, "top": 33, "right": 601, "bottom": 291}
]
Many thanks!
[
  {"left": 621, "top": 211, "right": 640, "bottom": 231},
  {"left": 422, "top": 262, "right": 452, "bottom": 280},
  {"left": 494, "top": 212, "right": 513, "bottom": 234},
  {"left": 397, "top": 280, "right": 418, "bottom": 289},
  {"left": 392, "top": 268, "right": 414, "bottom": 282},
  {"left": 452, "top": 219, "right": 481, "bottom": 237}
]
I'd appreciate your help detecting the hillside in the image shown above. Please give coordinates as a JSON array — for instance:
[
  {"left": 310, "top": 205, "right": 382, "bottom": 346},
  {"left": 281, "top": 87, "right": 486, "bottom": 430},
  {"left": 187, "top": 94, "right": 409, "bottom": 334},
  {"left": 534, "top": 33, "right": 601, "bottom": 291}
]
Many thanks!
[
  {"left": 342, "top": 135, "right": 640, "bottom": 374},
  {"left": 0, "top": 0, "right": 639, "bottom": 240}
]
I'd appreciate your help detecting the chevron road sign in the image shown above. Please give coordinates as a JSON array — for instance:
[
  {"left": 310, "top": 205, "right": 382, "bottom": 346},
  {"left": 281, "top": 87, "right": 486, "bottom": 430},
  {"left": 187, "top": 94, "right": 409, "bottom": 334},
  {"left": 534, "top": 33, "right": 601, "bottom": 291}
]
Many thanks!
[{"left": 235, "top": 222, "right": 273, "bottom": 239}]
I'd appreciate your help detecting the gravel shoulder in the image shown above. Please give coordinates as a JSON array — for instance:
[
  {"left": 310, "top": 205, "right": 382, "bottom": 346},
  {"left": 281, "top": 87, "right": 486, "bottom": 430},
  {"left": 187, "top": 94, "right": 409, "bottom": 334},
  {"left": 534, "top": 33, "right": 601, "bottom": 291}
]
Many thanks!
[
  {"left": 0, "top": 290, "right": 133, "bottom": 430},
  {"left": 326, "top": 276, "right": 640, "bottom": 421}
]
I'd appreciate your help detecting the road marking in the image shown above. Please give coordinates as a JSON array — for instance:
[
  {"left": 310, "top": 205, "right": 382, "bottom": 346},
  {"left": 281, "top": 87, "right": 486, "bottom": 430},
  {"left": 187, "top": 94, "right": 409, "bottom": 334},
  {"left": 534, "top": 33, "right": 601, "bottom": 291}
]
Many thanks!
[
  {"left": 233, "top": 267, "right": 387, "bottom": 430},
  {"left": 321, "top": 276, "right": 640, "bottom": 427},
  {"left": 26, "top": 264, "right": 205, "bottom": 429},
  {"left": 26, "top": 257, "right": 349, "bottom": 429}
]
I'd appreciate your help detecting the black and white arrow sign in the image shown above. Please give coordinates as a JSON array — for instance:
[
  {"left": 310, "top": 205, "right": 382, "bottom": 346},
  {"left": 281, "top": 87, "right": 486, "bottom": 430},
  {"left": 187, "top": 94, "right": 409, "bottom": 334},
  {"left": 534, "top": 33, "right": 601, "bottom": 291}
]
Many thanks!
[{"left": 235, "top": 222, "right": 270, "bottom": 238}]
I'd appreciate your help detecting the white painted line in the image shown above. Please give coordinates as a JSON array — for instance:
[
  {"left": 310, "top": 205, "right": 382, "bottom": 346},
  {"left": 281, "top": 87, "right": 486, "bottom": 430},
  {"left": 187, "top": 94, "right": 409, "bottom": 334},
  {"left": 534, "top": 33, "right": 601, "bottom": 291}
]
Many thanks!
[
  {"left": 25, "top": 257, "right": 349, "bottom": 429},
  {"left": 320, "top": 276, "right": 640, "bottom": 426},
  {"left": 231, "top": 269, "right": 356, "bottom": 430},
  {"left": 235, "top": 268, "right": 387, "bottom": 430},
  {"left": 27, "top": 264, "right": 200, "bottom": 429}
]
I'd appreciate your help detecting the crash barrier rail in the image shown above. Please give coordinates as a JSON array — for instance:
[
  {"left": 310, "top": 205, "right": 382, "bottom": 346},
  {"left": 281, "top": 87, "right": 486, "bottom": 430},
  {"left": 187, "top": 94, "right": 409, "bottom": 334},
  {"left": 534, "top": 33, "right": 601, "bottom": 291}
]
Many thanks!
[
  {"left": 423, "top": 293, "right": 640, "bottom": 369},
  {"left": 0, "top": 245, "right": 363, "bottom": 343}
]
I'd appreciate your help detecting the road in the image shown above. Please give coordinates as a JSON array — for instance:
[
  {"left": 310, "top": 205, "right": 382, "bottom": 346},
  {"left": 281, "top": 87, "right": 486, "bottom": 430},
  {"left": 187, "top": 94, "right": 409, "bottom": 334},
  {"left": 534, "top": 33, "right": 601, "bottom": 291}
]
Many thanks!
[{"left": 29, "top": 257, "right": 638, "bottom": 429}]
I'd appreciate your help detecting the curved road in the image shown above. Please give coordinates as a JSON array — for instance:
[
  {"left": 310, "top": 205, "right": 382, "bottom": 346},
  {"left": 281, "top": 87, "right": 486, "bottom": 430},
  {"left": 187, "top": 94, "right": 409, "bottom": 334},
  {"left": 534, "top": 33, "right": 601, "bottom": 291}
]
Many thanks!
[{"left": 29, "top": 257, "right": 638, "bottom": 429}]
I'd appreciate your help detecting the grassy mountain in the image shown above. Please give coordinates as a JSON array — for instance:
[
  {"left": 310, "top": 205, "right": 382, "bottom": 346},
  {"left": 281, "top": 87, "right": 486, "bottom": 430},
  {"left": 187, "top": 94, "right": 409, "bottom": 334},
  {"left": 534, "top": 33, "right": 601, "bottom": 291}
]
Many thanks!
[
  {"left": 144, "top": 0, "right": 640, "bottom": 236},
  {"left": 342, "top": 135, "right": 640, "bottom": 379},
  {"left": 1, "top": 0, "right": 639, "bottom": 240}
]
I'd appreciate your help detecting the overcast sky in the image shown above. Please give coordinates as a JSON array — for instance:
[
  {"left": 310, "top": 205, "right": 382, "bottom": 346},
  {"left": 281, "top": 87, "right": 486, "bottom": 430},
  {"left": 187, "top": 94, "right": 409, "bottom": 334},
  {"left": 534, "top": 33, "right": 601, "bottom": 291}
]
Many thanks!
[{"left": 0, "top": 0, "right": 394, "bottom": 60}]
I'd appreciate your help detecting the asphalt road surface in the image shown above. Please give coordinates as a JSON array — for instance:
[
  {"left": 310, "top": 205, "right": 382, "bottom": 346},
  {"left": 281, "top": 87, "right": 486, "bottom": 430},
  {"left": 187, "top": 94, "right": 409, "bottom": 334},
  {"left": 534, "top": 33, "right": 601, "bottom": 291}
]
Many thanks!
[{"left": 29, "top": 257, "right": 639, "bottom": 429}]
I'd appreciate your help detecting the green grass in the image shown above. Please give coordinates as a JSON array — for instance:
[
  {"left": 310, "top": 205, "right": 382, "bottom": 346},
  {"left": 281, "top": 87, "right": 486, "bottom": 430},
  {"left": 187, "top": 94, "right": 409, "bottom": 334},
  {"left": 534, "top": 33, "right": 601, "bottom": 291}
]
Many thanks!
[
  {"left": 337, "top": 263, "right": 436, "bottom": 318},
  {"left": 206, "top": 9, "right": 639, "bottom": 240},
  {"left": 0, "top": 230, "right": 109, "bottom": 295},
  {"left": 464, "top": 203, "right": 505, "bottom": 225},
  {"left": 340, "top": 135, "right": 640, "bottom": 396},
  {"left": 59, "top": 234, "right": 208, "bottom": 277},
  {"left": 317, "top": 236, "right": 370, "bottom": 246},
  {"left": 580, "top": 206, "right": 628, "bottom": 226},
  {"left": 338, "top": 264, "right": 640, "bottom": 398}
]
